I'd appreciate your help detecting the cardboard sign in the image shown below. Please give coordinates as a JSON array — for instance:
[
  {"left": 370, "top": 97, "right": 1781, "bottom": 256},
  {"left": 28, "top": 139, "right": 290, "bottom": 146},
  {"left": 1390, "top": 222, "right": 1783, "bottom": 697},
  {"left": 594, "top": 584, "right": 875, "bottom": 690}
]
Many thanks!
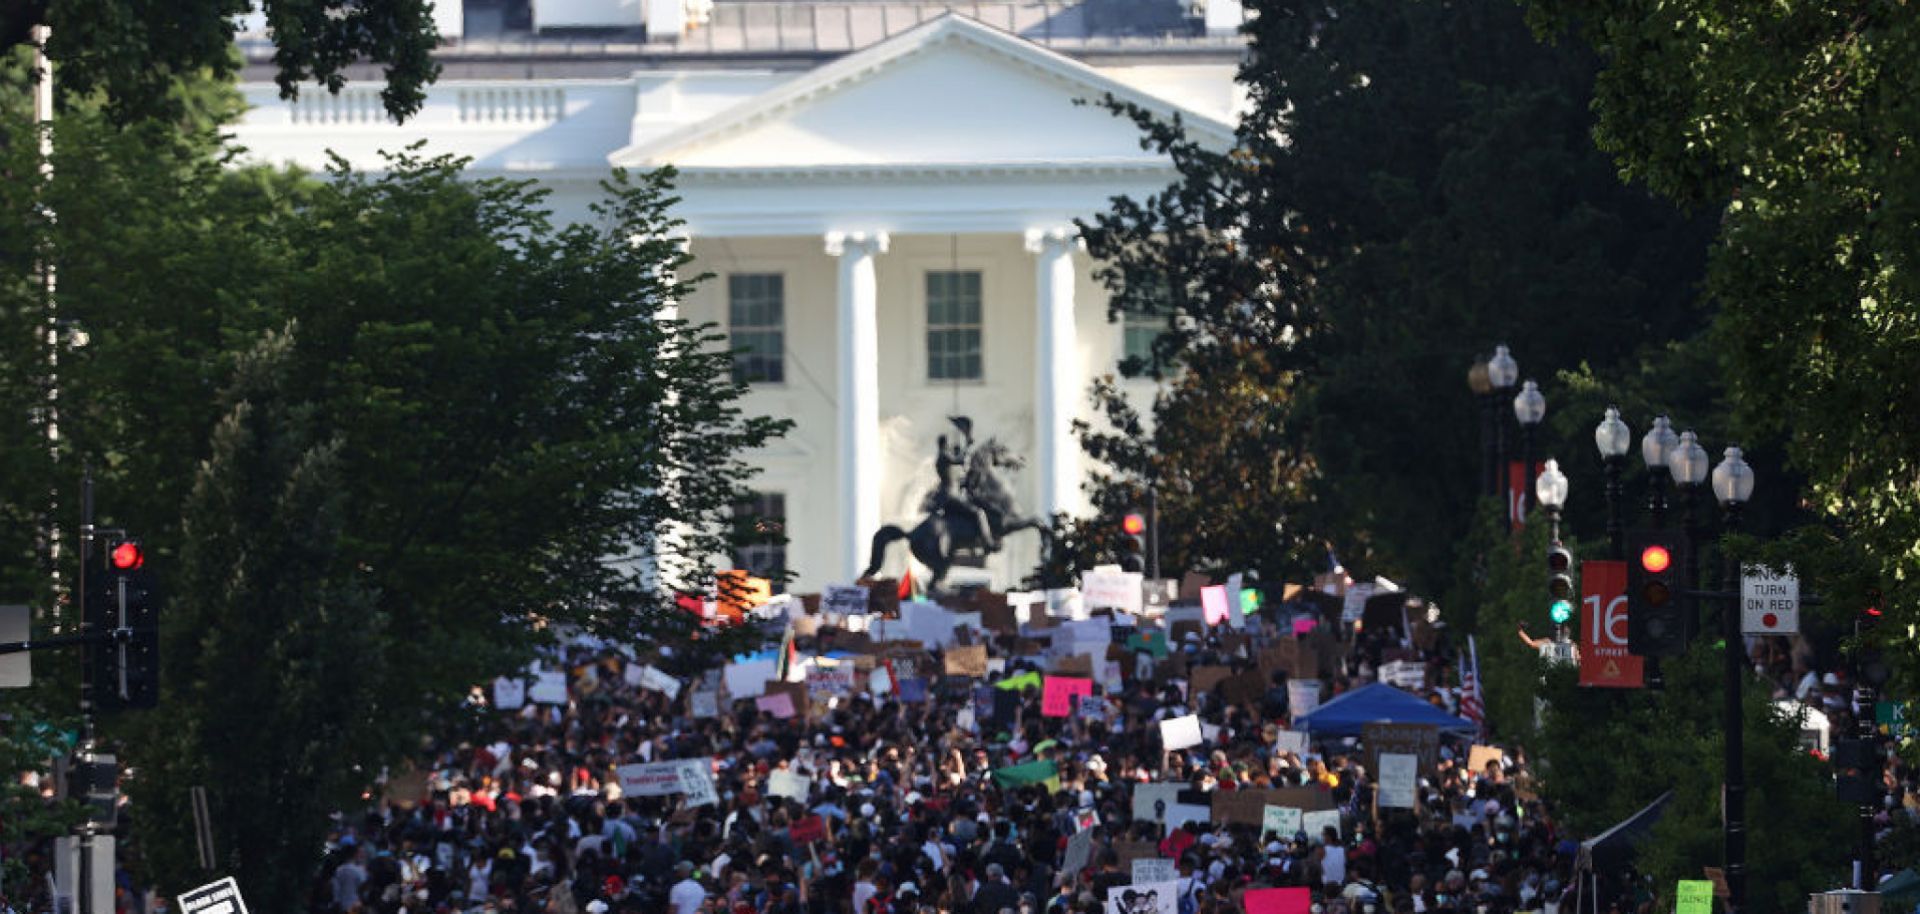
[
  {"left": 1082, "top": 569, "right": 1145, "bottom": 613},
  {"left": 1211, "top": 787, "right": 1332, "bottom": 825},
  {"left": 1224, "top": 669, "right": 1268, "bottom": 706},
  {"left": 1042, "top": 676, "right": 1094, "bottom": 717},
  {"left": 1262, "top": 805, "right": 1303, "bottom": 839},
  {"left": 945, "top": 644, "right": 989, "bottom": 677},
  {"left": 1200, "top": 585, "right": 1230, "bottom": 625},
  {"left": 1133, "top": 859, "right": 1178, "bottom": 885},
  {"left": 767, "top": 770, "right": 811, "bottom": 802},
  {"left": 492, "top": 676, "right": 526, "bottom": 711},
  {"left": 756, "top": 691, "right": 796, "bottom": 719},
  {"left": 1160, "top": 714, "right": 1204, "bottom": 750},
  {"left": 689, "top": 690, "right": 719, "bottom": 718},
  {"left": 1190, "top": 665, "right": 1233, "bottom": 696},
  {"left": 822, "top": 585, "right": 870, "bottom": 616},
  {"left": 632, "top": 664, "right": 681, "bottom": 697},
  {"left": 1377, "top": 753, "right": 1417, "bottom": 808},
  {"left": 529, "top": 670, "right": 568, "bottom": 705},
  {"left": 1244, "top": 887, "right": 1311, "bottom": 914},
  {"left": 1363, "top": 722, "right": 1440, "bottom": 774},
  {"left": 1108, "top": 882, "right": 1178, "bottom": 914},
  {"left": 862, "top": 578, "right": 901, "bottom": 617},
  {"left": 789, "top": 814, "right": 827, "bottom": 843},
  {"left": 1288, "top": 680, "right": 1321, "bottom": 723},
  {"left": 1467, "top": 745, "right": 1505, "bottom": 775},
  {"left": 1113, "top": 841, "right": 1162, "bottom": 872},
  {"left": 1273, "top": 729, "right": 1309, "bottom": 757},
  {"left": 1302, "top": 808, "right": 1341, "bottom": 841}
]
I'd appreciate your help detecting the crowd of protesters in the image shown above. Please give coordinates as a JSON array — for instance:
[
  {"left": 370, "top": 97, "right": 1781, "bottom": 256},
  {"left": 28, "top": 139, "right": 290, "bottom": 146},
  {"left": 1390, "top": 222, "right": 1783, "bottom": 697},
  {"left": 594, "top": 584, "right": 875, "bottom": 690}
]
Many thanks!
[{"left": 307, "top": 585, "right": 1610, "bottom": 914}]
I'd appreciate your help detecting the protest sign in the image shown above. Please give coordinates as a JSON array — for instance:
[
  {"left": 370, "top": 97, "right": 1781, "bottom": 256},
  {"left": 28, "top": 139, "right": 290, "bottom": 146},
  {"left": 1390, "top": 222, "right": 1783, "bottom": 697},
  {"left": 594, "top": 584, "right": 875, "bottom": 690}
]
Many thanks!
[
  {"left": 723, "top": 658, "right": 777, "bottom": 700},
  {"left": 945, "top": 644, "right": 988, "bottom": 677},
  {"left": 677, "top": 760, "right": 717, "bottom": 806},
  {"left": 1244, "top": 888, "right": 1311, "bottom": 914},
  {"left": 1212, "top": 788, "right": 1331, "bottom": 826},
  {"left": 1133, "top": 859, "right": 1178, "bottom": 885},
  {"left": 898, "top": 678, "right": 928, "bottom": 702},
  {"left": 1377, "top": 752, "right": 1417, "bottom": 809},
  {"left": 492, "top": 677, "right": 526, "bottom": 711},
  {"left": 1341, "top": 582, "right": 1374, "bottom": 623},
  {"left": 1273, "top": 729, "right": 1309, "bottom": 757},
  {"left": 1379, "top": 659, "right": 1425, "bottom": 690},
  {"left": 1042, "top": 676, "right": 1094, "bottom": 717},
  {"left": 616, "top": 761, "right": 694, "bottom": 797},
  {"left": 806, "top": 666, "right": 855, "bottom": 698},
  {"left": 179, "top": 878, "right": 251, "bottom": 914},
  {"left": 1132, "top": 783, "right": 1210, "bottom": 829},
  {"left": 1288, "top": 680, "right": 1321, "bottom": 723},
  {"left": 1082, "top": 568, "right": 1144, "bottom": 613},
  {"left": 630, "top": 664, "right": 679, "bottom": 697},
  {"left": 1160, "top": 714, "right": 1204, "bottom": 751},
  {"left": 789, "top": 814, "right": 827, "bottom": 843},
  {"left": 1107, "top": 881, "right": 1177, "bottom": 914},
  {"left": 1262, "top": 805, "right": 1303, "bottom": 839},
  {"left": 756, "top": 691, "right": 796, "bottom": 719},
  {"left": 1113, "top": 841, "right": 1162, "bottom": 872},
  {"left": 529, "top": 670, "right": 568, "bottom": 705},
  {"left": 1363, "top": 722, "right": 1440, "bottom": 774},
  {"left": 1200, "top": 585, "right": 1230, "bottom": 625},
  {"left": 767, "top": 770, "right": 810, "bottom": 802},
  {"left": 1189, "top": 665, "right": 1232, "bottom": 696},
  {"left": 1302, "top": 809, "right": 1341, "bottom": 841},
  {"left": 689, "top": 690, "right": 719, "bottom": 719},
  {"left": 822, "top": 585, "right": 869, "bottom": 617},
  {"left": 996, "top": 670, "right": 1041, "bottom": 691},
  {"left": 1224, "top": 670, "right": 1267, "bottom": 706},
  {"left": 1675, "top": 881, "right": 1713, "bottom": 914},
  {"left": 1467, "top": 745, "right": 1505, "bottom": 774}
]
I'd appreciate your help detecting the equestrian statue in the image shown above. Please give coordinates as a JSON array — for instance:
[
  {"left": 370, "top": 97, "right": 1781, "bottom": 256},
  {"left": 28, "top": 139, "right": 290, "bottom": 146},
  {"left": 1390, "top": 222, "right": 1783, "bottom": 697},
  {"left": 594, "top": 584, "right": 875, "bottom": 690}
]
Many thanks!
[{"left": 861, "top": 417, "right": 1051, "bottom": 593}]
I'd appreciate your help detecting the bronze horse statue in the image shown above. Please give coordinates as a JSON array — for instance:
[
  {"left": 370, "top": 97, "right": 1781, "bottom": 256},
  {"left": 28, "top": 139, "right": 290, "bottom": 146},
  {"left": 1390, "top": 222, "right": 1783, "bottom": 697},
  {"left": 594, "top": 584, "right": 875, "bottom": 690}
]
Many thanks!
[{"left": 861, "top": 423, "right": 1051, "bottom": 593}]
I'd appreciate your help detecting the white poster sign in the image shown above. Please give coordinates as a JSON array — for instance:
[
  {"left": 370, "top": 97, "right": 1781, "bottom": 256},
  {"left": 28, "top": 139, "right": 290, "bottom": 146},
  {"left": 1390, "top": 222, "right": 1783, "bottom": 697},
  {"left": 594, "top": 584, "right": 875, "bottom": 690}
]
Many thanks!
[
  {"left": 1107, "top": 881, "right": 1178, "bottom": 914},
  {"left": 492, "top": 677, "right": 526, "bottom": 711},
  {"left": 529, "top": 670, "right": 568, "bottom": 705},
  {"left": 633, "top": 665, "right": 681, "bottom": 697},
  {"left": 1377, "top": 752, "right": 1418, "bottom": 809},
  {"left": 767, "top": 770, "right": 811, "bottom": 803},
  {"left": 1132, "top": 859, "right": 1178, "bottom": 886},
  {"left": 1160, "top": 714, "right": 1204, "bottom": 751},
  {"left": 1288, "top": 680, "right": 1321, "bottom": 723},
  {"left": 1082, "top": 569, "right": 1145, "bottom": 614},
  {"left": 1262, "top": 805, "right": 1303, "bottom": 839},
  {"left": 1303, "top": 808, "right": 1342, "bottom": 842}
]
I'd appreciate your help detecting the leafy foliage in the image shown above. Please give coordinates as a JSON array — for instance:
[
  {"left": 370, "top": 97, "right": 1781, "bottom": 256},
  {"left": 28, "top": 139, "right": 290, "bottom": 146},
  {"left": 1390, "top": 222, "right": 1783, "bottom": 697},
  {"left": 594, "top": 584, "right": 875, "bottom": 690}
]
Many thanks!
[
  {"left": 3, "top": 0, "right": 440, "bottom": 122},
  {"left": 1522, "top": 0, "right": 1920, "bottom": 734}
]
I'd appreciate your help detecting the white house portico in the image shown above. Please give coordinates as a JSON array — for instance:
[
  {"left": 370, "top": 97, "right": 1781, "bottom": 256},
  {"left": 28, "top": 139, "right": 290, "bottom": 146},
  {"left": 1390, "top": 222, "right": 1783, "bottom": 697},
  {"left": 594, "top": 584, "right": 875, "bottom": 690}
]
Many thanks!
[{"left": 229, "top": 11, "right": 1242, "bottom": 591}]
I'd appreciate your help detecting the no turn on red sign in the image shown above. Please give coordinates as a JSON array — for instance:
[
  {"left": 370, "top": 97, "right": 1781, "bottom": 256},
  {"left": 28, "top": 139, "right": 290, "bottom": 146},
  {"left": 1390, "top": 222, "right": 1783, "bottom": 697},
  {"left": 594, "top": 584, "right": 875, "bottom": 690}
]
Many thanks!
[{"left": 1742, "top": 565, "right": 1800, "bottom": 634}]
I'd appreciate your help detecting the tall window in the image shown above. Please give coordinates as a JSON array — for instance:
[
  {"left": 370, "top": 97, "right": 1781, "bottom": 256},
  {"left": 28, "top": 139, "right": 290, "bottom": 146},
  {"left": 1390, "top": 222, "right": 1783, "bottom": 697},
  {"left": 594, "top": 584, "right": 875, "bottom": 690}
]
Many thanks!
[
  {"left": 926, "top": 270, "right": 983, "bottom": 381},
  {"left": 728, "top": 273, "right": 784, "bottom": 384},
  {"left": 732, "top": 491, "right": 786, "bottom": 589},
  {"left": 1122, "top": 310, "right": 1162, "bottom": 372}
]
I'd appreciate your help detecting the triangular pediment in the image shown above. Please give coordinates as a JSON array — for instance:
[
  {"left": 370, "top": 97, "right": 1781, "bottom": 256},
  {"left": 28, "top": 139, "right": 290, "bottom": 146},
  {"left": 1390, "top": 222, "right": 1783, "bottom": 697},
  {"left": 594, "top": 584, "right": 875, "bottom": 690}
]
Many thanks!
[{"left": 608, "top": 15, "right": 1234, "bottom": 170}]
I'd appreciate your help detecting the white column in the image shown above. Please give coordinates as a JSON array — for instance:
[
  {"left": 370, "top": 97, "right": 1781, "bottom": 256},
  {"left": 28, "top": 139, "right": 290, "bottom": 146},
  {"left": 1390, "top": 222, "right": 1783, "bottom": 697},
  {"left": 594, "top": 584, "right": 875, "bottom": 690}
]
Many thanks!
[
  {"left": 1026, "top": 227, "right": 1081, "bottom": 521},
  {"left": 825, "top": 231, "right": 889, "bottom": 581}
]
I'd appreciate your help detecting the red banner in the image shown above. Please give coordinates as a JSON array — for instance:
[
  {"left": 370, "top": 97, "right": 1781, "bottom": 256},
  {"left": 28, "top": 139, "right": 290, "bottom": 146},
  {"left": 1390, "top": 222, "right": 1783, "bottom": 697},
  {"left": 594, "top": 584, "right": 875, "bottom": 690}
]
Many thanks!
[
  {"left": 1578, "top": 560, "right": 1643, "bottom": 688},
  {"left": 1507, "top": 461, "right": 1528, "bottom": 528}
]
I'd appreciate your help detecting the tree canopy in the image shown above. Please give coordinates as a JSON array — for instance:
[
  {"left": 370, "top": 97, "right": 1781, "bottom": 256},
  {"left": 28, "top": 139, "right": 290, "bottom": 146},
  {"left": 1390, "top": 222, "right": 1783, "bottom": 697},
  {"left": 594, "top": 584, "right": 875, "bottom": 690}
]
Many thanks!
[{"left": 2, "top": 0, "right": 439, "bottom": 122}]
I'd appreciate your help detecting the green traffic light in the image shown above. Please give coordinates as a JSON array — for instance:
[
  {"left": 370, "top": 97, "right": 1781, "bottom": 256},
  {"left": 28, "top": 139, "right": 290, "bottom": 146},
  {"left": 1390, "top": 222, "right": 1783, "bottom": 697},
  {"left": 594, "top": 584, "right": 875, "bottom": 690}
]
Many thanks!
[{"left": 1549, "top": 599, "right": 1574, "bottom": 625}]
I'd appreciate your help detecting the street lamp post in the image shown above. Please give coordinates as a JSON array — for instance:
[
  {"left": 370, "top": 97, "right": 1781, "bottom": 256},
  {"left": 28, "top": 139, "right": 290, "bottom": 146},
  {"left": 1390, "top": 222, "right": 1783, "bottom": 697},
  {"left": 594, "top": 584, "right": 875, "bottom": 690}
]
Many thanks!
[
  {"left": 1594, "top": 407, "right": 1631, "bottom": 561},
  {"left": 1468, "top": 359, "right": 1496, "bottom": 498},
  {"left": 1712, "top": 446, "right": 1756, "bottom": 914},
  {"left": 1670, "top": 430, "right": 1709, "bottom": 594},
  {"left": 1487, "top": 346, "right": 1520, "bottom": 529},
  {"left": 1536, "top": 457, "right": 1569, "bottom": 540},
  {"left": 1640, "top": 416, "right": 1679, "bottom": 527},
  {"left": 1514, "top": 380, "right": 1546, "bottom": 519}
]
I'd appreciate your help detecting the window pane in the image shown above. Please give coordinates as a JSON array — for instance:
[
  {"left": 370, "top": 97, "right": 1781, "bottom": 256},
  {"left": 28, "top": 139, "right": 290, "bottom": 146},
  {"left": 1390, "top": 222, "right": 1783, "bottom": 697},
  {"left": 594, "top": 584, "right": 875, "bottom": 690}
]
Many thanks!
[
  {"left": 927, "top": 270, "right": 983, "bottom": 381},
  {"left": 732, "top": 491, "right": 787, "bottom": 590},
  {"left": 728, "top": 273, "right": 784, "bottom": 385}
]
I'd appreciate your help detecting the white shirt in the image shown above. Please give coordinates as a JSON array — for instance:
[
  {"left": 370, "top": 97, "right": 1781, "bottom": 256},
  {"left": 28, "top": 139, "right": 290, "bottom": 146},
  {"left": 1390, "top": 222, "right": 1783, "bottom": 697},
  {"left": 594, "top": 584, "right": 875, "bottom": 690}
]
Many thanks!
[
  {"left": 669, "top": 877, "right": 707, "bottom": 914},
  {"left": 1321, "top": 845, "right": 1347, "bottom": 885},
  {"left": 852, "top": 880, "right": 877, "bottom": 914}
]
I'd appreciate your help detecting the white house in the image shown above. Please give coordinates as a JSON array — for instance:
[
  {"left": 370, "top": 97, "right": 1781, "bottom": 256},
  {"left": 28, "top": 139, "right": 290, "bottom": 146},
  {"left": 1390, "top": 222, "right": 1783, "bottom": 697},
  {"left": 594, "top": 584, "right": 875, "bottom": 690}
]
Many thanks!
[{"left": 229, "top": 3, "right": 1244, "bottom": 592}]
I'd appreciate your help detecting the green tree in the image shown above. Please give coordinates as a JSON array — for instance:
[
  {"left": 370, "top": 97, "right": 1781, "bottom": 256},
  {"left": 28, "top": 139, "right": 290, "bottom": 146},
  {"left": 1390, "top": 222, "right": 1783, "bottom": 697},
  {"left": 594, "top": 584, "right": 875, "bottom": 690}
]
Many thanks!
[
  {"left": 1523, "top": 0, "right": 1920, "bottom": 732},
  {"left": 3, "top": 0, "right": 440, "bottom": 122},
  {"left": 1075, "top": 0, "right": 1715, "bottom": 593},
  {"left": 130, "top": 326, "right": 389, "bottom": 910}
]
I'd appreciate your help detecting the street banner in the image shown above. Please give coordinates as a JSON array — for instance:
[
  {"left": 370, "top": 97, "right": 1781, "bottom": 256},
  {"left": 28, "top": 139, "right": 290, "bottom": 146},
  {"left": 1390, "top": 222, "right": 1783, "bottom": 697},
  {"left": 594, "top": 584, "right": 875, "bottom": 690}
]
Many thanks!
[
  {"left": 1578, "top": 560, "right": 1644, "bottom": 688},
  {"left": 1507, "top": 461, "right": 1528, "bottom": 528}
]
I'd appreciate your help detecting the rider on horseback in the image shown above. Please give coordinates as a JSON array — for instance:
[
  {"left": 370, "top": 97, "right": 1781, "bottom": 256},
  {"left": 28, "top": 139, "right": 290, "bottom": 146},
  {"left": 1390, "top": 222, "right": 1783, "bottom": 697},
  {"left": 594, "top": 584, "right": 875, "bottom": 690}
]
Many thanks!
[{"left": 932, "top": 418, "right": 1000, "bottom": 551}]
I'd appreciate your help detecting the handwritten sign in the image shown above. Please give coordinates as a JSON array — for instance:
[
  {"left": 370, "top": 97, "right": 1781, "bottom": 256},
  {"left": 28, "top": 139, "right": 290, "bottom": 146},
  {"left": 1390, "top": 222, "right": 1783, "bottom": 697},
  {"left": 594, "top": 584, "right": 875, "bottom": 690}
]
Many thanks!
[
  {"left": 756, "top": 691, "right": 796, "bottom": 719},
  {"left": 1042, "top": 676, "right": 1094, "bottom": 717},
  {"left": 823, "top": 584, "right": 869, "bottom": 616},
  {"left": 767, "top": 770, "right": 811, "bottom": 802},
  {"left": 1302, "top": 809, "right": 1341, "bottom": 841},
  {"left": 945, "top": 644, "right": 988, "bottom": 677},
  {"left": 1132, "top": 859, "right": 1177, "bottom": 885},
  {"left": 1201, "top": 585, "right": 1230, "bottom": 625},
  {"left": 1262, "top": 805, "right": 1303, "bottom": 839},
  {"left": 1377, "top": 753, "right": 1417, "bottom": 809}
]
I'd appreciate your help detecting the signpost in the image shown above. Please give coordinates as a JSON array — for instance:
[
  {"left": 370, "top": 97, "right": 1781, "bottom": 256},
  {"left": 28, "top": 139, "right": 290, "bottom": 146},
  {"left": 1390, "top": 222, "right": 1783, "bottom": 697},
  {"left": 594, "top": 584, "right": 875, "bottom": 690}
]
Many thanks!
[
  {"left": 1740, "top": 565, "right": 1800, "bottom": 635},
  {"left": 179, "top": 877, "right": 249, "bottom": 914}
]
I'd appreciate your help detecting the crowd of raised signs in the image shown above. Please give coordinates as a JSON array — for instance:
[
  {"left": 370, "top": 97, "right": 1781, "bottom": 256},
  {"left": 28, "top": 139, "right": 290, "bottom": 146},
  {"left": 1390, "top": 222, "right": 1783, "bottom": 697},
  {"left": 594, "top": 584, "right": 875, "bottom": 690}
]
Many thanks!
[{"left": 305, "top": 572, "right": 1636, "bottom": 914}]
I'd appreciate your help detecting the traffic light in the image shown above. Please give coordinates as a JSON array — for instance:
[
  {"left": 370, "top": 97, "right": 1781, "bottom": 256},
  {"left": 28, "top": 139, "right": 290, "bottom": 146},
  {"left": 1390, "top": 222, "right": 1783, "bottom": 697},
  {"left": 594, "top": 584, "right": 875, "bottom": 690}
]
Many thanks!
[
  {"left": 1833, "top": 737, "right": 1880, "bottom": 804},
  {"left": 88, "top": 538, "right": 160, "bottom": 713},
  {"left": 1547, "top": 543, "right": 1575, "bottom": 625},
  {"left": 1119, "top": 509, "right": 1148, "bottom": 573},
  {"left": 1626, "top": 528, "right": 1689, "bottom": 657}
]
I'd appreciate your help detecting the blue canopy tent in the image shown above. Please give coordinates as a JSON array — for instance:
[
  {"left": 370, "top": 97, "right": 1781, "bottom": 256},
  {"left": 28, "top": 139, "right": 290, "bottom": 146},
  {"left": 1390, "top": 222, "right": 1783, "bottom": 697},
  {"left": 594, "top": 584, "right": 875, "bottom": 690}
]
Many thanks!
[{"left": 1295, "top": 683, "right": 1478, "bottom": 736}]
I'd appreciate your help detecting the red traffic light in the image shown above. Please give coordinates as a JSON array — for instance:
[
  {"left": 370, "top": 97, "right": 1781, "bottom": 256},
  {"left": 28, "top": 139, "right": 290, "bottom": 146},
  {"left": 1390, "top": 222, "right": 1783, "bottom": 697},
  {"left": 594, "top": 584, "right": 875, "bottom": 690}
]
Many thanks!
[
  {"left": 109, "top": 541, "right": 145, "bottom": 571},
  {"left": 1121, "top": 513, "right": 1147, "bottom": 536},
  {"left": 1639, "top": 545, "right": 1671, "bottom": 574}
]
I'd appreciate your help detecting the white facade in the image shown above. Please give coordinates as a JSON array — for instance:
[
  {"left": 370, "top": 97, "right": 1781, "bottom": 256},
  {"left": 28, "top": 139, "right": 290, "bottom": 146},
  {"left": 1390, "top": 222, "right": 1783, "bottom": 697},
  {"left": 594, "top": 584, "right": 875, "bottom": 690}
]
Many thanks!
[{"left": 229, "top": 15, "right": 1240, "bottom": 591}]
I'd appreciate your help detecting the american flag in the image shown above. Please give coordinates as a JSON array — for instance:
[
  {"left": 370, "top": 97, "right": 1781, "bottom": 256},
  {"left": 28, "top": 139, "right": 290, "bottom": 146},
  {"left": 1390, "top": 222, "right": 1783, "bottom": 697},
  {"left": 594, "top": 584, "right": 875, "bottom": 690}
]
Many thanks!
[{"left": 1459, "top": 634, "right": 1486, "bottom": 737}]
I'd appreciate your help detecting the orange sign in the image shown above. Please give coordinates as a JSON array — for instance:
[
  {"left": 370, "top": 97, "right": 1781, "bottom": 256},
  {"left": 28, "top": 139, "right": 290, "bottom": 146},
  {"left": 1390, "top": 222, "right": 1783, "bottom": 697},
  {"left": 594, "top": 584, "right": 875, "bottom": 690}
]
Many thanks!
[
  {"left": 1578, "top": 560, "right": 1643, "bottom": 688},
  {"left": 716, "top": 569, "right": 772, "bottom": 621}
]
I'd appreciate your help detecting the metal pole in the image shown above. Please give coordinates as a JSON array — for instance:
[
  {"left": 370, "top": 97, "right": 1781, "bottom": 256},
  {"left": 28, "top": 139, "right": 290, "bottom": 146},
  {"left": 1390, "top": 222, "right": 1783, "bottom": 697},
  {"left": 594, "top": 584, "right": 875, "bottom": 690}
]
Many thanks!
[
  {"left": 1852, "top": 625, "right": 1877, "bottom": 889},
  {"left": 1479, "top": 394, "right": 1497, "bottom": 498},
  {"left": 1145, "top": 484, "right": 1160, "bottom": 582},
  {"left": 1722, "top": 503, "right": 1746, "bottom": 914},
  {"left": 1603, "top": 456, "right": 1624, "bottom": 561},
  {"left": 1649, "top": 473, "right": 1669, "bottom": 529},
  {"left": 1521, "top": 425, "right": 1537, "bottom": 519},
  {"left": 1494, "top": 388, "right": 1511, "bottom": 533},
  {"left": 77, "top": 469, "right": 98, "bottom": 914}
]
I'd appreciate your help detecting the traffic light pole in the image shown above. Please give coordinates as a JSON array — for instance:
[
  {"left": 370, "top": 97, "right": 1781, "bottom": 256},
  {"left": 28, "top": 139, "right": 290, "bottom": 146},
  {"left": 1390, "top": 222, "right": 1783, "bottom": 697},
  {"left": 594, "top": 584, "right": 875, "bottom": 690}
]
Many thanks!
[
  {"left": 77, "top": 471, "right": 102, "bottom": 914},
  {"left": 1720, "top": 504, "right": 1746, "bottom": 914}
]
